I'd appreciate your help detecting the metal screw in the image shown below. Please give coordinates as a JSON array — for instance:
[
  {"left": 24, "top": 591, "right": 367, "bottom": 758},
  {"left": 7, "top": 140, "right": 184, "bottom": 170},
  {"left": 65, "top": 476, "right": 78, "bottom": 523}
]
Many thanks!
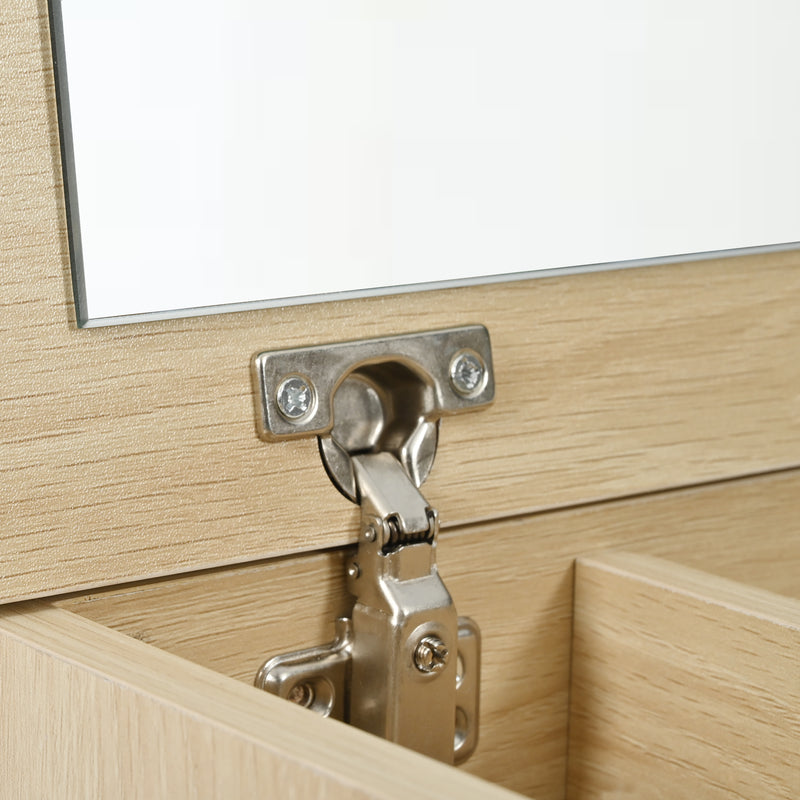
[
  {"left": 363, "top": 525, "right": 377, "bottom": 542},
  {"left": 347, "top": 562, "right": 361, "bottom": 579},
  {"left": 449, "top": 351, "right": 486, "bottom": 397},
  {"left": 414, "top": 635, "right": 449, "bottom": 674},
  {"left": 287, "top": 682, "right": 315, "bottom": 708},
  {"left": 276, "top": 374, "right": 314, "bottom": 421}
]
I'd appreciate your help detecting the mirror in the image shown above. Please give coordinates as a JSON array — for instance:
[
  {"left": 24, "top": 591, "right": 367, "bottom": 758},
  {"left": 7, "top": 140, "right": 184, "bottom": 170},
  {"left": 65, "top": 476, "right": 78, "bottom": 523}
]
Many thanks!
[{"left": 51, "top": 1, "right": 800, "bottom": 327}]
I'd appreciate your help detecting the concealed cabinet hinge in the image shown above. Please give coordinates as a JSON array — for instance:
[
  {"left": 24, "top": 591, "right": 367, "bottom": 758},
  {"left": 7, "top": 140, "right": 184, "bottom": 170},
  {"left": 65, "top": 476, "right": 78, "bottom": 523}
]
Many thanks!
[{"left": 251, "top": 326, "right": 494, "bottom": 765}]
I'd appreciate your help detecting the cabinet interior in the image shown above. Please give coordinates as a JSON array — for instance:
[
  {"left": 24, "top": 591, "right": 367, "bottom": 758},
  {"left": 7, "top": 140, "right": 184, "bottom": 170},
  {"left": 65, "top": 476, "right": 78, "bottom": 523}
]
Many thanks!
[{"left": 51, "top": 469, "right": 800, "bottom": 799}]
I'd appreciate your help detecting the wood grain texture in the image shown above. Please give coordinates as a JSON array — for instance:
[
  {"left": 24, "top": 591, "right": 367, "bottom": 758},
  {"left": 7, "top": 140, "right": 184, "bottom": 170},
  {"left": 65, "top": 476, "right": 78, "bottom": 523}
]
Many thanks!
[
  {"left": 3, "top": 0, "right": 800, "bottom": 602},
  {"left": 55, "top": 469, "right": 800, "bottom": 800},
  {"left": 0, "top": 601, "right": 519, "bottom": 800},
  {"left": 567, "top": 551, "right": 800, "bottom": 799}
]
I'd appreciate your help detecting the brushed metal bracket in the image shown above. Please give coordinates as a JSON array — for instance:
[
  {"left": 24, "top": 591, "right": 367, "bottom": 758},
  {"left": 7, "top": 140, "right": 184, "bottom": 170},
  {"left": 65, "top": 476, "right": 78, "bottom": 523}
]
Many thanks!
[
  {"left": 253, "top": 325, "right": 494, "bottom": 440},
  {"left": 256, "top": 616, "right": 481, "bottom": 765},
  {"left": 251, "top": 326, "right": 493, "bottom": 764}
]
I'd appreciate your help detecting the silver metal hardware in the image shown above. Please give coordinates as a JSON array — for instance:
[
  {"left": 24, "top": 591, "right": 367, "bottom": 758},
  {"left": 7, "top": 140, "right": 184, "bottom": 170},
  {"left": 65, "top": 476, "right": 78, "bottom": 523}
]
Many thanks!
[
  {"left": 449, "top": 349, "right": 488, "bottom": 397},
  {"left": 275, "top": 374, "right": 315, "bottom": 421},
  {"left": 414, "top": 635, "right": 450, "bottom": 674},
  {"left": 256, "top": 615, "right": 481, "bottom": 765},
  {"left": 252, "top": 327, "right": 492, "bottom": 764},
  {"left": 253, "top": 326, "right": 493, "bottom": 499},
  {"left": 257, "top": 618, "right": 353, "bottom": 720}
]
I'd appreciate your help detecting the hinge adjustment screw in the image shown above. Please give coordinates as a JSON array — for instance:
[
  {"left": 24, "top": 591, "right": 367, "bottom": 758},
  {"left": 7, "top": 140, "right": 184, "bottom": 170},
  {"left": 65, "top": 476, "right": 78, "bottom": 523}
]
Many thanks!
[{"left": 413, "top": 635, "right": 449, "bottom": 673}]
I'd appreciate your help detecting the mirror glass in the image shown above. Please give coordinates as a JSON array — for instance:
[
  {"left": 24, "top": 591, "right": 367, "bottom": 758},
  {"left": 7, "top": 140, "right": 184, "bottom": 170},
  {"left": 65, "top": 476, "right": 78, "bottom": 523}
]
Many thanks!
[{"left": 52, "top": 1, "right": 800, "bottom": 327}]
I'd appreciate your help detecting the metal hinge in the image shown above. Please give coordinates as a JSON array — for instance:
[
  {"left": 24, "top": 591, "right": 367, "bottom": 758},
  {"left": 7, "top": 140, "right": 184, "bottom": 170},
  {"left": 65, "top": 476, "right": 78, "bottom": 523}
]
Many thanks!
[{"left": 251, "top": 327, "right": 494, "bottom": 765}]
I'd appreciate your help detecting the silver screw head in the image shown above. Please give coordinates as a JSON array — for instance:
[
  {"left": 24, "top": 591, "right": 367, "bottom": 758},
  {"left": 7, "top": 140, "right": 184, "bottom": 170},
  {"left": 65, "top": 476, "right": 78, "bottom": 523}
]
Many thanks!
[
  {"left": 347, "top": 562, "right": 361, "bottom": 579},
  {"left": 276, "top": 374, "right": 315, "bottom": 421},
  {"left": 414, "top": 635, "right": 449, "bottom": 674},
  {"left": 449, "top": 350, "right": 487, "bottom": 397},
  {"left": 287, "top": 682, "right": 315, "bottom": 708}
]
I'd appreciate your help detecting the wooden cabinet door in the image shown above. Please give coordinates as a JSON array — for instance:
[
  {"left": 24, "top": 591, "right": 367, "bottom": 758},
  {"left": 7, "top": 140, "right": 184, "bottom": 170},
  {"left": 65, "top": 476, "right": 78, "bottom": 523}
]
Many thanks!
[
  {"left": 3, "top": 2, "right": 800, "bottom": 604},
  {"left": 0, "top": 601, "right": 516, "bottom": 799}
]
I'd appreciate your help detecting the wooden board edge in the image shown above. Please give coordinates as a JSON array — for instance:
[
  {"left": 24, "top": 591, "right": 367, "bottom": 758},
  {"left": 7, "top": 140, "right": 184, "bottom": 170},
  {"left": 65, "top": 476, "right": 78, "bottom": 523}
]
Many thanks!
[
  {"left": 576, "top": 550, "right": 800, "bottom": 629},
  {"left": 0, "top": 601, "right": 521, "bottom": 800},
  {"left": 567, "top": 551, "right": 800, "bottom": 799}
]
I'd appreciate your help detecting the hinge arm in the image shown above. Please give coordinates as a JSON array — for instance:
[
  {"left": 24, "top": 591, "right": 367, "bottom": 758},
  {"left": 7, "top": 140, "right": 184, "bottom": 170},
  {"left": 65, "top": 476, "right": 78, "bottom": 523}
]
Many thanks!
[{"left": 346, "top": 452, "right": 457, "bottom": 761}]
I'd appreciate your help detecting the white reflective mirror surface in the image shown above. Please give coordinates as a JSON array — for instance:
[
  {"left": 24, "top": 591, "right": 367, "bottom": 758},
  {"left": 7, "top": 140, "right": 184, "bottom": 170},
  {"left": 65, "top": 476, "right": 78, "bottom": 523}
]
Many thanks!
[{"left": 52, "top": 1, "right": 800, "bottom": 327}]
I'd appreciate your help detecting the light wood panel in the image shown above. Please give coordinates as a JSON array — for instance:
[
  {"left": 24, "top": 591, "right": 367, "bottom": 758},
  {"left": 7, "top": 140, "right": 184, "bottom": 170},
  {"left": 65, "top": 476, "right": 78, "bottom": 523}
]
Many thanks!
[
  {"left": 3, "top": 0, "right": 800, "bottom": 603},
  {"left": 56, "top": 469, "right": 800, "bottom": 800},
  {"left": 0, "top": 601, "right": 519, "bottom": 800},
  {"left": 567, "top": 551, "right": 800, "bottom": 799}
]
